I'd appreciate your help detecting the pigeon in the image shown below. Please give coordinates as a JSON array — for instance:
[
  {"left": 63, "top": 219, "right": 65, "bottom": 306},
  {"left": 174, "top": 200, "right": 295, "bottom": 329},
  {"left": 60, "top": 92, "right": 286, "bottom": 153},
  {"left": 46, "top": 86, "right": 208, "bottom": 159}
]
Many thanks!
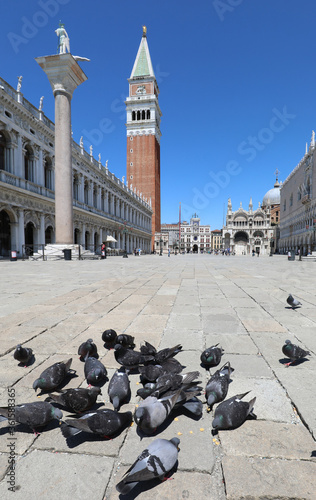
[
  {"left": 160, "top": 357, "right": 184, "bottom": 375},
  {"left": 205, "top": 362, "right": 234, "bottom": 410},
  {"left": 134, "top": 389, "right": 182, "bottom": 433},
  {"left": 138, "top": 364, "right": 165, "bottom": 384},
  {"left": 282, "top": 339, "right": 311, "bottom": 367},
  {"left": 116, "top": 437, "right": 180, "bottom": 495},
  {"left": 0, "top": 401, "right": 62, "bottom": 432},
  {"left": 116, "top": 334, "right": 136, "bottom": 349},
  {"left": 102, "top": 329, "right": 117, "bottom": 348},
  {"left": 286, "top": 294, "right": 302, "bottom": 309},
  {"left": 33, "top": 358, "right": 73, "bottom": 392},
  {"left": 138, "top": 371, "right": 201, "bottom": 399},
  {"left": 78, "top": 339, "right": 98, "bottom": 360},
  {"left": 212, "top": 391, "right": 256, "bottom": 432},
  {"left": 47, "top": 387, "right": 101, "bottom": 413},
  {"left": 201, "top": 344, "right": 224, "bottom": 368},
  {"left": 140, "top": 341, "right": 157, "bottom": 356},
  {"left": 153, "top": 344, "right": 182, "bottom": 364},
  {"left": 84, "top": 354, "right": 107, "bottom": 385},
  {"left": 114, "top": 344, "right": 154, "bottom": 372},
  {"left": 134, "top": 381, "right": 202, "bottom": 434},
  {"left": 13, "top": 344, "right": 33, "bottom": 366},
  {"left": 60, "top": 408, "right": 132, "bottom": 438},
  {"left": 108, "top": 369, "right": 131, "bottom": 410}
]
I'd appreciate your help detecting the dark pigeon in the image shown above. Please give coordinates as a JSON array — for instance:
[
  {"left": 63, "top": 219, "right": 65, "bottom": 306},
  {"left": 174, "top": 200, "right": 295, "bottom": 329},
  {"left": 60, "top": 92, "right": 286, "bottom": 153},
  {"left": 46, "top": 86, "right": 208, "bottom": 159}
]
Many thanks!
[
  {"left": 60, "top": 408, "right": 132, "bottom": 438},
  {"left": 282, "top": 339, "right": 310, "bottom": 367},
  {"left": 200, "top": 344, "right": 224, "bottom": 368},
  {"left": 137, "top": 371, "right": 201, "bottom": 399},
  {"left": 116, "top": 437, "right": 180, "bottom": 495},
  {"left": 205, "top": 362, "right": 234, "bottom": 410},
  {"left": 286, "top": 294, "right": 302, "bottom": 309},
  {"left": 114, "top": 344, "right": 154, "bottom": 372},
  {"left": 13, "top": 344, "right": 33, "bottom": 366},
  {"left": 102, "top": 329, "right": 117, "bottom": 348},
  {"left": 78, "top": 339, "right": 98, "bottom": 360},
  {"left": 153, "top": 344, "right": 182, "bottom": 364},
  {"left": 212, "top": 391, "right": 256, "bottom": 432},
  {"left": 138, "top": 364, "right": 165, "bottom": 384},
  {"left": 108, "top": 369, "right": 131, "bottom": 410},
  {"left": 140, "top": 341, "right": 157, "bottom": 356},
  {"left": 160, "top": 357, "right": 184, "bottom": 375},
  {"left": 116, "top": 334, "right": 136, "bottom": 349},
  {"left": 33, "top": 358, "right": 73, "bottom": 392},
  {"left": 0, "top": 401, "right": 62, "bottom": 432},
  {"left": 47, "top": 387, "right": 101, "bottom": 413},
  {"left": 84, "top": 355, "right": 107, "bottom": 386}
]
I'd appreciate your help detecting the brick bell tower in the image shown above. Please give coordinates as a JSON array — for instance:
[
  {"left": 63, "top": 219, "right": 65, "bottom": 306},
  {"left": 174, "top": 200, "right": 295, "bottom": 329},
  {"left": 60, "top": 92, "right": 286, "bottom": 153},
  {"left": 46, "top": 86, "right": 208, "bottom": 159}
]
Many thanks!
[{"left": 126, "top": 26, "right": 162, "bottom": 249}]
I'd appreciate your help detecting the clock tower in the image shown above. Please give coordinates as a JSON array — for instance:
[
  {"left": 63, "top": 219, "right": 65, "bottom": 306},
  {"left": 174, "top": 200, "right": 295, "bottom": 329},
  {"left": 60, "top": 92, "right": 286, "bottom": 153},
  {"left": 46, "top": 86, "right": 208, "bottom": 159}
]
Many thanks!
[{"left": 126, "top": 27, "right": 162, "bottom": 249}]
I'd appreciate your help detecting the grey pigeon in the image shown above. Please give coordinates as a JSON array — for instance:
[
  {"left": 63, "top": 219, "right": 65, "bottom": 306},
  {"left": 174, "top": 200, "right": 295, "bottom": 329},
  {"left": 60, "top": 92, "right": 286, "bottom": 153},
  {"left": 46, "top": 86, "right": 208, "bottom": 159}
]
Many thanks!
[
  {"left": 47, "top": 387, "right": 101, "bottom": 413},
  {"left": 108, "top": 369, "right": 131, "bottom": 410},
  {"left": 138, "top": 364, "right": 165, "bottom": 384},
  {"left": 114, "top": 344, "right": 154, "bottom": 372},
  {"left": 286, "top": 294, "right": 301, "bottom": 309},
  {"left": 78, "top": 339, "right": 98, "bottom": 360},
  {"left": 60, "top": 408, "right": 132, "bottom": 438},
  {"left": 102, "top": 329, "right": 117, "bottom": 347},
  {"left": 116, "top": 334, "right": 136, "bottom": 349},
  {"left": 116, "top": 437, "right": 180, "bottom": 495},
  {"left": 205, "top": 362, "right": 234, "bottom": 410},
  {"left": 282, "top": 339, "right": 310, "bottom": 367},
  {"left": 138, "top": 371, "right": 200, "bottom": 399},
  {"left": 212, "top": 391, "right": 256, "bottom": 431},
  {"left": 0, "top": 401, "right": 62, "bottom": 432},
  {"left": 201, "top": 344, "right": 224, "bottom": 368},
  {"left": 33, "top": 358, "right": 73, "bottom": 392},
  {"left": 153, "top": 344, "right": 182, "bottom": 364},
  {"left": 84, "top": 354, "right": 107, "bottom": 385},
  {"left": 13, "top": 344, "right": 33, "bottom": 366}
]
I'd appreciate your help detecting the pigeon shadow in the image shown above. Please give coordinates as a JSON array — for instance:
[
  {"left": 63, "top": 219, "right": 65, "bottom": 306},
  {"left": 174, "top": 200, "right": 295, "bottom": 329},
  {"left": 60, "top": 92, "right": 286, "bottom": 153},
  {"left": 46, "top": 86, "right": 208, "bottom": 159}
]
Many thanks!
[
  {"left": 44, "top": 399, "right": 105, "bottom": 413},
  {"left": 0, "top": 418, "right": 61, "bottom": 436},
  {"left": 79, "top": 353, "right": 99, "bottom": 362},
  {"left": 17, "top": 354, "right": 36, "bottom": 367},
  {"left": 279, "top": 358, "right": 309, "bottom": 366},
  {"left": 87, "top": 376, "right": 109, "bottom": 388},
  {"left": 61, "top": 419, "right": 131, "bottom": 448},
  {"left": 200, "top": 362, "right": 220, "bottom": 371},
  {"left": 284, "top": 306, "right": 300, "bottom": 310},
  {"left": 117, "top": 461, "right": 179, "bottom": 499}
]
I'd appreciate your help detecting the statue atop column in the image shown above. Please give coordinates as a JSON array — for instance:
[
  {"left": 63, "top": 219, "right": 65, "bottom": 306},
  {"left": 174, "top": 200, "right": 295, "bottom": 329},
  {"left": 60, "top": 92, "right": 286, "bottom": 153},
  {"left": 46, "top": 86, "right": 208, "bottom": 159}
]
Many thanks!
[
  {"left": 55, "top": 22, "right": 70, "bottom": 54},
  {"left": 39, "top": 96, "right": 44, "bottom": 110},
  {"left": 17, "top": 76, "right": 22, "bottom": 92}
]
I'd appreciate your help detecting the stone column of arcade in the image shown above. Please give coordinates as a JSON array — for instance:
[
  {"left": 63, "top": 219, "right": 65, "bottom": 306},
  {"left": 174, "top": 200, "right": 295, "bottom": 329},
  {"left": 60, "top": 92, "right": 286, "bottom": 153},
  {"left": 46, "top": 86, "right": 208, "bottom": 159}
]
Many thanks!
[{"left": 35, "top": 24, "right": 88, "bottom": 259}]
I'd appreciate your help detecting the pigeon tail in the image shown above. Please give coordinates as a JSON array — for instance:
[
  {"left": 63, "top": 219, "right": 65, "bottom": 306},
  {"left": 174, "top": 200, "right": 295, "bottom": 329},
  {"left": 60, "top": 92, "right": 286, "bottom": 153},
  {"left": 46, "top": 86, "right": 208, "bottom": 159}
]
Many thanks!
[
  {"left": 116, "top": 479, "right": 138, "bottom": 495},
  {"left": 60, "top": 422, "right": 81, "bottom": 438}
]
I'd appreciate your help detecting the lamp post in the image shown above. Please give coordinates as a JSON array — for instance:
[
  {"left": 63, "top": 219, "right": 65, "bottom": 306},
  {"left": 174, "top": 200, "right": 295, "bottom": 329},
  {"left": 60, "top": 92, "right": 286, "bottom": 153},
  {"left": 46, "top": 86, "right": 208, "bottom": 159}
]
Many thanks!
[{"left": 160, "top": 237, "right": 163, "bottom": 256}]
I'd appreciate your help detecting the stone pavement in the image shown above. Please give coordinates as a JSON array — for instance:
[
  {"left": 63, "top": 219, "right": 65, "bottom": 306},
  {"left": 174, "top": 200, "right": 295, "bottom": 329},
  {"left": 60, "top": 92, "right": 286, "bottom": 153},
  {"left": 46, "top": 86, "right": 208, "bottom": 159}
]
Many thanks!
[{"left": 0, "top": 254, "right": 315, "bottom": 499}]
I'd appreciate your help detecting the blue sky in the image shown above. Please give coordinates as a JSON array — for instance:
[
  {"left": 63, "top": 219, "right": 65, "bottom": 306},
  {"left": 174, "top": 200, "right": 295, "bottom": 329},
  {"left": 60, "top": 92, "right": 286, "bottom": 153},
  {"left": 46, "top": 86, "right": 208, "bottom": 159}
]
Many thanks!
[{"left": 2, "top": 1, "right": 316, "bottom": 228}]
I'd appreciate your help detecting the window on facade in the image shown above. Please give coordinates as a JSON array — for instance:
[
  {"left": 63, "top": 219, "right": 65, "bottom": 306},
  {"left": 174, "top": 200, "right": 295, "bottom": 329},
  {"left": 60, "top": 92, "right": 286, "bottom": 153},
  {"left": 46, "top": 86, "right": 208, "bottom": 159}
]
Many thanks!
[
  {"left": 283, "top": 200, "right": 286, "bottom": 211},
  {"left": 130, "top": 136, "right": 133, "bottom": 141},
  {"left": 84, "top": 181, "right": 89, "bottom": 205},
  {"left": 0, "top": 132, "right": 6, "bottom": 171},
  {"left": 147, "top": 110, "right": 150, "bottom": 119},
  {"left": 132, "top": 111, "right": 136, "bottom": 121},
  {"left": 298, "top": 189, "right": 301, "bottom": 200},
  {"left": 290, "top": 193, "right": 293, "bottom": 206},
  {"left": 24, "top": 145, "right": 33, "bottom": 181},
  {"left": 73, "top": 176, "right": 79, "bottom": 201},
  {"left": 44, "top": 157, "right": 53, "bottom": 190},
  {"left": 137, "top": 111, "right": 141, "bottom": 121}
]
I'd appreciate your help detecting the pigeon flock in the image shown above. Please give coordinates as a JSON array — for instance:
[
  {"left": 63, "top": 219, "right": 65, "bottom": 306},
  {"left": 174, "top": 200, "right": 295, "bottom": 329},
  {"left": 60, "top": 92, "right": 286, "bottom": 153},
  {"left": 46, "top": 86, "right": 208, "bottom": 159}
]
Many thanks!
[{"left": 2, "top": 293, "right": 311, "bottom": 495}]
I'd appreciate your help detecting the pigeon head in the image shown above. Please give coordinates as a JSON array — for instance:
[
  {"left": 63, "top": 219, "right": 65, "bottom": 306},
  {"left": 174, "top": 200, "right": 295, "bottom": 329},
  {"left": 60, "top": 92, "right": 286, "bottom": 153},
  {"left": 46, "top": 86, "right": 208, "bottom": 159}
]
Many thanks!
[
  {"left": 88, "top": 387, "right": 101, "bottom": 396},
  {"left": 33, "top": 378, "right": 45, "bottom": 391},
  {"left": 284, "top": 339, "right": 291, "bottom": 345},
  {"left": 102, "top": 329, "right": 117, "bottom": 343},
  {"left": 212, "top": 414, "right": 225, "bottom": 430},
  {"left": 170, "top": 437, "right": 180, "bottom": 450},
  {"left": 207, "top": 391, "right": 217, "bottom": 409},
  {"left": 134, "top": 406, "right": 152, "bottom": 431},
  {"left": 52, "top": 407, "right": 63, "bottom": 420}
]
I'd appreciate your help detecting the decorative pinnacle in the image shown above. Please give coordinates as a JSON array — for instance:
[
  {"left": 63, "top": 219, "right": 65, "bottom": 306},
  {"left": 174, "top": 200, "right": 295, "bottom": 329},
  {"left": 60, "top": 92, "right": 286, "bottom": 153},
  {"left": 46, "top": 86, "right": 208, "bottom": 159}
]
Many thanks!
[{"left": 142, "top": 25, "right": 147, "bottom": 37}]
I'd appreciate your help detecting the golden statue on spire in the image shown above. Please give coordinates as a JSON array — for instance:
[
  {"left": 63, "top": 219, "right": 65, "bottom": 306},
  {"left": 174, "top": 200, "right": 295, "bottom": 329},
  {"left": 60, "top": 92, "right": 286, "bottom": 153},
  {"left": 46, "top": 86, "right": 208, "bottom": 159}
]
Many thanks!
[{"left": 142, "top": 25, "right": 147, "bottom": 36}]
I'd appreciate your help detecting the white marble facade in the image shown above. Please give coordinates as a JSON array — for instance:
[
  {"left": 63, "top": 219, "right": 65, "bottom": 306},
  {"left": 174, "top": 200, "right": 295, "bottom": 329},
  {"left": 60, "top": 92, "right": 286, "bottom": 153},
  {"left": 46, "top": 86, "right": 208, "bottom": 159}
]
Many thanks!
[{"left": 0, "top": 76, "right": 152, "bottom": 257}]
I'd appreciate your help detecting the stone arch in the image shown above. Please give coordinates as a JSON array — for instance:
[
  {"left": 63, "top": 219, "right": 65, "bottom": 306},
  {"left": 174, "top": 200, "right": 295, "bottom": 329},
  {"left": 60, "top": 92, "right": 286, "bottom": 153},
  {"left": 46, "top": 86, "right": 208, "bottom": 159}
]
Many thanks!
[
  {"left": 44, "top": 155, "right": 54, "bottom": 190},
  {"left": 234, "top": 231, "right": 249, "bottom": 243},
  {"left": 0, "top": 209, "right": 11, "bottom": 257},
  {"left": 24, "top": 143, "right": 35, "bottom": 181}
]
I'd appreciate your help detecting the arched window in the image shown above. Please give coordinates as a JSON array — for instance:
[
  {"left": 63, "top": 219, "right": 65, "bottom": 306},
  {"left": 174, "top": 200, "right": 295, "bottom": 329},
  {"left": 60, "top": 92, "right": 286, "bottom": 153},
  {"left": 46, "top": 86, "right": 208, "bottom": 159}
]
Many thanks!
[
  {"left": 93, "top": 186, "right": 98, "bottom": 208},
  {"left": 44, "top": 156, "right": 53, "bottom": 190},
  {"left": 84, "top": 180, "right": 89, "bottom": 205},
  {"left": 137, "top": 110, "right": 141, "bottom": 121},
  {"left": 24, "top": 144, "right": 34, "bottom": 181},
  {"left": 132, "top": 111, "right": 136, "bottom": 121},
  {"left": 73, "top": 174, "right": 79, "bottom": 201},
  {"left": 147, "top": 110, "right": 150, "bottom": 119},
  {"left": 142, "top": 110, "right": 145, "bottom": 120}
]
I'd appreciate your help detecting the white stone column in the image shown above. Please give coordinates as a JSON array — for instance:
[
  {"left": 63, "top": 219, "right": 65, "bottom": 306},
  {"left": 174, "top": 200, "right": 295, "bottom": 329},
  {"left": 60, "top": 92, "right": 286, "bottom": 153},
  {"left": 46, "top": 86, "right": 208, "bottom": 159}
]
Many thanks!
[
  {"left": 16, "top": 134, "right": 23, "bottom": 178},
  {"left": 36, "top": 53, "right": 87, "bottom": 245},
  {"left": 17, "top": 210, "right": 25, "bottom": 256}
]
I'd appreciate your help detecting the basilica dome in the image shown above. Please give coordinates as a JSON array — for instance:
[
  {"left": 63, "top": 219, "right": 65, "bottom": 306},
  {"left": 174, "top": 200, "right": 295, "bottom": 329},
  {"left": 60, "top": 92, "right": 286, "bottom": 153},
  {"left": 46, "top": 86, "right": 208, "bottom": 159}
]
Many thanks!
[{"left": 262, "top": 180, "right": 280, "bottom": 206}]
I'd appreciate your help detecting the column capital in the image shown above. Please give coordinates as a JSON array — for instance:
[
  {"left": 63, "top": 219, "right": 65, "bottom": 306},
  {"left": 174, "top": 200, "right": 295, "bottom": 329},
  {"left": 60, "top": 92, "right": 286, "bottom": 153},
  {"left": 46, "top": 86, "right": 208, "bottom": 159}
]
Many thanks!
[{"left": 35, "top": 53, "right": 87, "bottom": 98}]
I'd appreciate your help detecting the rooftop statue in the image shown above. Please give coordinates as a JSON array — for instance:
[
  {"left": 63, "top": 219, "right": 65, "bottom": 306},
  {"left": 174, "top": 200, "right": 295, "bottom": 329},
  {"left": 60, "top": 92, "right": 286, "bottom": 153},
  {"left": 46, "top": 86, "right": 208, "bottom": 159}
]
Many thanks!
[
  {"left": 55, "top": 22, "right": 70, "bottom": 54},
  {"left": 17, "top": 76, "right": 22, "bottom": 92}
]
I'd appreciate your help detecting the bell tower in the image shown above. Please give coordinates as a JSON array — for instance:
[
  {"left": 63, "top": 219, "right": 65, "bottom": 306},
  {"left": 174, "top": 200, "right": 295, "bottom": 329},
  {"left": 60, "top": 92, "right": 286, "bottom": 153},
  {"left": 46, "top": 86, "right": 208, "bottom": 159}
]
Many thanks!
[{"left": 126, "top": 27, "right": 162, "bottom": 249}]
